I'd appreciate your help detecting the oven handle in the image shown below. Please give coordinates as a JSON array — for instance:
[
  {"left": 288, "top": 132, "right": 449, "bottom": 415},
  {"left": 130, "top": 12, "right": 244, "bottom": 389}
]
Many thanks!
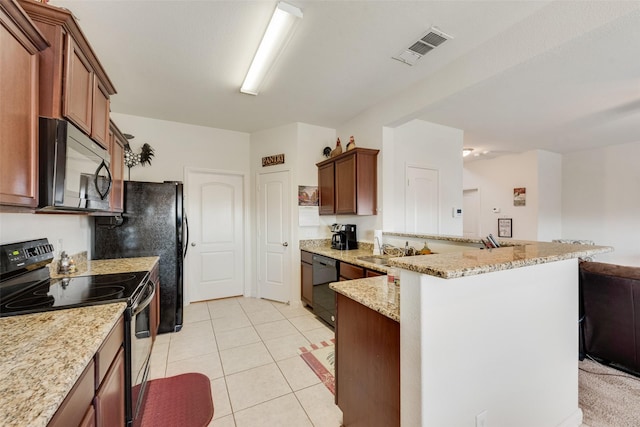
[{"left": 132, "top": 280, "right": 156, "bottom": 317}]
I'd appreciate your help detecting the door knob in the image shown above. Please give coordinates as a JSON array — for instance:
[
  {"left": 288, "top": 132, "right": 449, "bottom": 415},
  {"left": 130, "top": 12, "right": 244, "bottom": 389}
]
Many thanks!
[
  {"left": 282, "top": 242, "right": 288, "bottom": 247},
  {"left": 191, "top": 242, "right": 196, "bottom": 247}
]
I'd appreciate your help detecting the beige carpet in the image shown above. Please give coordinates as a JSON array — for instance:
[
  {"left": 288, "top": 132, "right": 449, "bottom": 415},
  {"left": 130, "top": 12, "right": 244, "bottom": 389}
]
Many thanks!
[{"left": 579, "top": 359, "right": 640, "bottom": 427}]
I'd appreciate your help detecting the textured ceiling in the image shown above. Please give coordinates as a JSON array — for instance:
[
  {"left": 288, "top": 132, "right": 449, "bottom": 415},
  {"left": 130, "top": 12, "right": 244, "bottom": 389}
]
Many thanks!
[{"left": 49, "top": 0, "right": 640, "bottom": 158}]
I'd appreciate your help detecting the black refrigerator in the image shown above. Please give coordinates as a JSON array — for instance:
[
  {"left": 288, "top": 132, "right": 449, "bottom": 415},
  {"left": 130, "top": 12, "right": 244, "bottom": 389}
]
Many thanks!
[{"left": 93, "top": 181, "right": 186, "bottom": 333}]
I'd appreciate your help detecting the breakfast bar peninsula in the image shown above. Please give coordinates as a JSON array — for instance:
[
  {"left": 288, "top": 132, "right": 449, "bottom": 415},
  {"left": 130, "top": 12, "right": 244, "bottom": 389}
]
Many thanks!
[
  {"left": 332, "top": 237, "right": 611, "bottom": 427},
  {"left": 391, "top": 239, "right": 611, "bottom": 427}
]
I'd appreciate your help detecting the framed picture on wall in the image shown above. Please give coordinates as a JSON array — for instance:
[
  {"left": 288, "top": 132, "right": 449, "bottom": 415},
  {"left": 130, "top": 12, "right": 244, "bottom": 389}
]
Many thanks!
[{"left": 498, "top": 218, "right": 513, "bottom": 238}]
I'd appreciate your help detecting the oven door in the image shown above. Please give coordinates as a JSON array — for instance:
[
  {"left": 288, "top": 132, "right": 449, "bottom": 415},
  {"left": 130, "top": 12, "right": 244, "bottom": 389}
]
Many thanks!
[{"left": 129, "top": 278, "right": 156, "bottom": 425}]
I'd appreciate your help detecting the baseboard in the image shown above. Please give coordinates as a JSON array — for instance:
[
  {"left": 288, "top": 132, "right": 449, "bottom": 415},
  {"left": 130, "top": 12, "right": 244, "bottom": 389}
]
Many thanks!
[{"left": 557, "top": 408, "right": 583, "bottom": 427}]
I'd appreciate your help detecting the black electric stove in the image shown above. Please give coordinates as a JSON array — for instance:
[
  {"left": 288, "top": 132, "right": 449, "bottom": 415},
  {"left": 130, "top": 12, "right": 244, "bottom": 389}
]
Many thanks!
[{"left": 0, "top": 238, "right": 148, "bottom": 317}]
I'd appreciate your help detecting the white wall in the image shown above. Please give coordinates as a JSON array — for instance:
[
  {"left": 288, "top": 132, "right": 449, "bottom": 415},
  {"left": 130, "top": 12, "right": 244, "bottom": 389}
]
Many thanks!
[
  {"left": 463, "top": 150, "right": 562, "bottom": 241},
  {"left": 1, "top": 114, "right": 251, "bottom": 283},
  {"left": 387, "top": 119, "right": 464, "bottom": 236},
  {"left": 249, "top": 122, "right": 336, "bottom": 303},
  {"left": 562, "top": 141, "right": 640, "bottom": 266},
  {"left": 0, "top": 213, "right": 91, "bottom": 258},
  {"left": 110, "top": 113, "right": 250, "bottom": 182}
]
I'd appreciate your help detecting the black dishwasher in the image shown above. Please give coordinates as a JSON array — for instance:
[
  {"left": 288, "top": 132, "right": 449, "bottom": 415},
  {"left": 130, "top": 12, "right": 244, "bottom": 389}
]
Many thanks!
[{"left": 312, "top": 254, "right": 339, "bottom": 328}]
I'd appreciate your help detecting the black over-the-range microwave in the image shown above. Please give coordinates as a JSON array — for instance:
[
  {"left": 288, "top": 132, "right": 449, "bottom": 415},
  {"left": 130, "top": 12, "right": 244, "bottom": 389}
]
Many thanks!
[{"left": 38, "top": 117, "right": 112, "bottom": 212}]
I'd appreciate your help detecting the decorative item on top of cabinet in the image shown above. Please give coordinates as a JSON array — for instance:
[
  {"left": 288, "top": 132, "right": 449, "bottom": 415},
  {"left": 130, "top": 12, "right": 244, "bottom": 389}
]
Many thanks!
[
  {"left": 18, "top": 0, "right": 117, "bottom": 149},
  {"left": 346, "top": 135, "right": 356, "bottom": 151},
  {"left": 317, "top": 147, "right": 379, "bottom": 216},
  {"left": 330, "top": 138, "right": 342, "bottom": 157},
  {"left": 0, "top": 0, "right": 49, "bottom": 209}
]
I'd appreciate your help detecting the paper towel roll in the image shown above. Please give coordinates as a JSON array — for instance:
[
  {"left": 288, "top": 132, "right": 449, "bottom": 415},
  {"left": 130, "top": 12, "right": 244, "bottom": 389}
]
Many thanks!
[{"left": 373, "top": 230, "right": 383, "bottom": 255}]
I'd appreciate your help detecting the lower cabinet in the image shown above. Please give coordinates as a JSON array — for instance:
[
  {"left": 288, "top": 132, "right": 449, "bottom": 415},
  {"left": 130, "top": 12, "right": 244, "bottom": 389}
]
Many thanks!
[
  {"left": 301, "top": 250, "right": 313, "bottom": 307},
  {"left": 95, "top": 348, "right": 125, "bottom": 427},
  {"left": 48, "top": 315, "right": 125, "bottom": 427},
  {"left": 336, "top": 293, "right": 400, "bottom": 427},
  {"left": 339, "top": 262, "right": 365, "bottom": 281}
]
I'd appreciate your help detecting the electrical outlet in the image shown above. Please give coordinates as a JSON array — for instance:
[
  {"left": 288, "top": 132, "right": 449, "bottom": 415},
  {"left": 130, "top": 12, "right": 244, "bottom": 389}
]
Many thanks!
[{"left": 476, "top": 410, "right": 488, "bottom": 427}]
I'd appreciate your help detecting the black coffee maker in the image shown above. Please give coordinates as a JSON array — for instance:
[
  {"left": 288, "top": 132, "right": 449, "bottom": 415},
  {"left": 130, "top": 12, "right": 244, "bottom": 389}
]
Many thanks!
[{"left": 331, "top": 224, "right": 358, "bottom": 250}]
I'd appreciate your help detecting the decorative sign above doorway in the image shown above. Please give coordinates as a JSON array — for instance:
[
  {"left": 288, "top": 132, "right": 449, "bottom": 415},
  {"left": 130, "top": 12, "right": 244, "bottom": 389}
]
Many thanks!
[{"left": 262, "top": 154, "right": 285, "bottom": 167}]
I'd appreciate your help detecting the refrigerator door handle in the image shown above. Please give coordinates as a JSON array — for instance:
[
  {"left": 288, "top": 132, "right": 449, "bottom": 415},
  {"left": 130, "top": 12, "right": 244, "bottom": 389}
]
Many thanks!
[{"left": 183, "top": 212, "right": 190, "bottom": 258}]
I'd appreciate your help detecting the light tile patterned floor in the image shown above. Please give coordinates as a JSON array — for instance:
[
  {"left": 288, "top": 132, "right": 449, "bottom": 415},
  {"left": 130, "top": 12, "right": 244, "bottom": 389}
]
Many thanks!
[{"left": 149, "top": 297, "right": 342, "bottom": 427}]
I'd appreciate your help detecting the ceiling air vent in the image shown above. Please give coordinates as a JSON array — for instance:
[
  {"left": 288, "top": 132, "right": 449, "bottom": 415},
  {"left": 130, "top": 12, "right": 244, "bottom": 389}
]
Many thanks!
[{"left": 393, "top": 27, "right": 453, "bottom": 66}]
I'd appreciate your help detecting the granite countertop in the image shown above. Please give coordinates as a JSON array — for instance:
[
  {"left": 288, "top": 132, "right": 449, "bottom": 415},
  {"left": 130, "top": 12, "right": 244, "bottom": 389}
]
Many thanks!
[
  {"left": 300, "top": 241, "right": 390, "bottom": 273},
  {"left": 330, "top": 276, "right": 399, "bottom": 322},
  {"left": 50, "top": 256, "right": 159, "bottom": 279},
  {"left": 0, "top": 303, "right": 127, "bottom": 427},
  {"left": 389, "top": 242, "right": 612, "bottom": 279}
]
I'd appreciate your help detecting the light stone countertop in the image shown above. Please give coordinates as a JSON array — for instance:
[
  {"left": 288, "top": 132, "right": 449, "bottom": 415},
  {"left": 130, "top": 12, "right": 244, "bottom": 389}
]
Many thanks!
[
  {"left": 301, "top": 238, "right": 612, "bottom": 321},
  {"left": 299, "top": 241, "right": 390, "bottom": 273},
  {"left": 50, "top": 256, "right": 159, "bottom": 279},
  {"left": 330, "top": 276, "right": 399, "bottom": 322},
  {"left": 0, "top": 303, "right": 127, "bottom": 427},
  {"left": 2, "top": 256, "right": 159, "bottom": 427},
  {"left": 389, "top": 242, "right": 612, "bottom": 279}
]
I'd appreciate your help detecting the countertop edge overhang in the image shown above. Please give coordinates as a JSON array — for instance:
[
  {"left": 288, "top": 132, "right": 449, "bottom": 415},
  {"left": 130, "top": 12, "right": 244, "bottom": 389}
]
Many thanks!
[
  {"left": 330, "top": 276, "right": 399, "bottom": 322},
  {"left": 388, "top": 243, "right": 613, "bottom": 279}
]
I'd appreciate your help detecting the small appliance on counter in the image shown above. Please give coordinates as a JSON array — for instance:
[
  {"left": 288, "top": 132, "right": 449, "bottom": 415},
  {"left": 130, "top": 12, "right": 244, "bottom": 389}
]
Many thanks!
[{"left": 331, "top": 224, "right": 358, "bottom": 250}]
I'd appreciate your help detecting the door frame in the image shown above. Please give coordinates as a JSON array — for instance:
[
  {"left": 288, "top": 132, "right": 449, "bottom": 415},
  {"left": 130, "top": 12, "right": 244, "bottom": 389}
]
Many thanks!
[
  {"left": 183, "top": 167, "right": 251, "bottom": 305},
  {"left": 404, "top": 163, "right": 441, "bottom": 234},
  {"left": 256, "top": 169, "right": 292, "bottom": 303},
  {"left": 463, "top": 187, "right": 481, "bottom": 238}
]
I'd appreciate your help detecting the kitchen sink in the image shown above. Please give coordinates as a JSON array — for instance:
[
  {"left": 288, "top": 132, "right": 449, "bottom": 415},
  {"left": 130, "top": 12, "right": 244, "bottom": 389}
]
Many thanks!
[{"left": 356, "top": 255, "right": 391, "bottom": 266}]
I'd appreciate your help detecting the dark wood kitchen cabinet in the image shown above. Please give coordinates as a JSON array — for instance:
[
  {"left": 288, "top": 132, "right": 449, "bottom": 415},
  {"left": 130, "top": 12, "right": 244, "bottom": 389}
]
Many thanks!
[
  {"left": 18, "top": 0, "right": 116, "bottom": 149},
  {"left": 0, "top": 0, "right": 49, "bottom": 209},
  {"left": 95, "top": 347, "right": 125, "bottom": 427},
  {"left": 316, "top": 147, "right": 379, "bottom": 215},
  {"left": 336, "top": 293, "right": 400, "bottom": 427},
  {"left": 301, "top": 250, "right": 313, "bottom": 307},
  {"left": 108, "top": 121, "right": 126, "bottom": 213},
  {"left": 339, "top": 262, "right": 365, "bottom": 281},
  {"left": 48, "top": 315, "right": 125, "bottom": 427}
]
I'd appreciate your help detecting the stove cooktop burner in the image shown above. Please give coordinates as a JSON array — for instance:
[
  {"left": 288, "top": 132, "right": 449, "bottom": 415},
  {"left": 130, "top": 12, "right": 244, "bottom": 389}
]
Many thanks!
[{"left": 0, "top": 271, "right": 149, "bottom": 317}]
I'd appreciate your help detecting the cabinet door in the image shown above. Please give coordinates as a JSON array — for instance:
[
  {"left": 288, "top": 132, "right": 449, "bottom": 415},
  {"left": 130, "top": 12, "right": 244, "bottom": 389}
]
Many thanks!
[
  {"left": 95, "top": 347, "right": 125, "bottom": 427},
  {"left": 317, "top": 162, "right": 335, "bottom": 215},
  {"left": 109, "top": 131, "right": 124, "bottom": 213},
  {"left": 91, "top": 80, "right": 110, "bottom": 148},
  {"left": 79, "top": 405, "right": 96, "bottom": 427},
  {"left": 63, "top": 35, "right": 94, "bottom": 135},
  {"left": 0, "top": 10, "right": 40, "bottom": 208},
  {"left": 335, "top": 155, "right": 357, "bottom": 214},
  {"left": 366, "top": 269, "right": 384, "bottom": 277},
  {"left": 339, "top": 262, "right": 365, "bottom": 281},
  {"left": 48, "top": 360, "right": 95, "bottom": 427}
]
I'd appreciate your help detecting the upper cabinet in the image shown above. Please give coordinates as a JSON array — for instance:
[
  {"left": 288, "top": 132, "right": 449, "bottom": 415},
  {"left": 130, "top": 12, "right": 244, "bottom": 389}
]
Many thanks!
[
  {"left": 317, "top": 147, "right": 379, "bottom": 216},
  {"left": 0, "top": 0, "right": 49, "bottom": 208},
  {"left": 18, "top": 0, "right": 116, "bottom": 149},
  {"left": 108, "top": 120, "right": 125, "bottom": 213}
]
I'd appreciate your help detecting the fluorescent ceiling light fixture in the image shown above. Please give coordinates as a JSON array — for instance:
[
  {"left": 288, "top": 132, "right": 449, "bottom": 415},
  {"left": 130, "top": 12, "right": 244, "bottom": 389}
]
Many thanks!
[
  {"left": 463, "top": 148, "right": 474, "bottom": 157},
  {"left": 241, "top": 2, "right": 303, "bottom": 95}
]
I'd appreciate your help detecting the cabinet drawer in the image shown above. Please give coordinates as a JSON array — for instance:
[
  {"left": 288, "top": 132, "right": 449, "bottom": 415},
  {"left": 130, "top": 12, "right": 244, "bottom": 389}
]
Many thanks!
[
  {"left": 301, "top": 250, "right": 313, "bottom": 264},
  {"left": 366, "top": 269, "right": 384, "bottom": 277},
  {"left": 48, "top": 359, "right": 95, "bottom": 427},
  {"left": 340, "top": 263, "right": 365, "bottom": 280},
  {"left": 95, "top": 316, "right": 124, "bottom": 387}
]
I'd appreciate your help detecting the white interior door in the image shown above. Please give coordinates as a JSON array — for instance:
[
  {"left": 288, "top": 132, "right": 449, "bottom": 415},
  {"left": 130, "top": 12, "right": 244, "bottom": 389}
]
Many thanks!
[
  {"left": 257, "top": 170, "right": 291, "bottom": 303},
  {"left": 186, "top": 169, "right": 244, "bottom": 302},
  {"left": 463, "top": 188, "right": 481, "bottom": 238},
  {"left": 405, "top": 166, "right": 439, "bottom": 233}
]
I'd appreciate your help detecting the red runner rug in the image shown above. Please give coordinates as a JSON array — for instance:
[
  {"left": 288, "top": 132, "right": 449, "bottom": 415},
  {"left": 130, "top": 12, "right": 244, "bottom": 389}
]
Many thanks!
[
  {"left": 133, "top": 373, "right": 214, "bottom": 427},
  {"left": 299, "top": 339, "right": 335, "bottom": 395}
]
